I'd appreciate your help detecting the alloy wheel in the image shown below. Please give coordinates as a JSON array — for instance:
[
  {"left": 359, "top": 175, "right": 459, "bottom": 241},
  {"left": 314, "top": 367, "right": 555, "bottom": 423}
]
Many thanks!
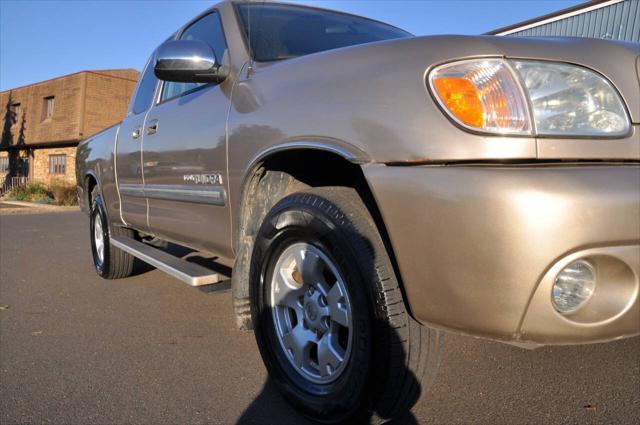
[
  {"left": 94, "top": 213, "right": 105, "bottom": 264},
  {"left": 270, "top": 242, "right": 353, "bottom": 384}
]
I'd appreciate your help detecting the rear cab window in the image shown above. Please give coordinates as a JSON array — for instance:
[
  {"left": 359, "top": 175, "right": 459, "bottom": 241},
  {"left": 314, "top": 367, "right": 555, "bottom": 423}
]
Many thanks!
[{"left": 130, "top": 57, "right": 159, "bottom": 115}]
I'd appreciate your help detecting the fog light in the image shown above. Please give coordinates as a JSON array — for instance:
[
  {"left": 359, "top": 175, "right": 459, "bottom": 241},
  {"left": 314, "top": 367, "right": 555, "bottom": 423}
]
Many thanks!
[{"left": 552, "top": 260, "right": 596, "bottom": 314}]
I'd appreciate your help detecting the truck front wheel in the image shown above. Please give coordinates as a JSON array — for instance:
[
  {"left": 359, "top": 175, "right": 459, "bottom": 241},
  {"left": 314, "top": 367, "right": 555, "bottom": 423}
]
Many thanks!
[{"left": 249, "top": 187, "right": 443, "bottom": 423}]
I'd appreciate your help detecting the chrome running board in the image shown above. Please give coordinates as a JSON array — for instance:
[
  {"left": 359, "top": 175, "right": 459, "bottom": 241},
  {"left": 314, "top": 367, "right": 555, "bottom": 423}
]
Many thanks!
[{"left": 110, "top": 235, "right": 222, "bottom": 287}]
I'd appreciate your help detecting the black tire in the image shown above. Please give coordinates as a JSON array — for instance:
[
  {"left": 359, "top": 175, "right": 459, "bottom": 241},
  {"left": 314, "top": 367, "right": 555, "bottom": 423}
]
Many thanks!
[
  {"left": 90, "top": 186, "right": 135, "bottom": 279},
  {"left": 250, "top": 187, "right": 443, "bottom": 423}
]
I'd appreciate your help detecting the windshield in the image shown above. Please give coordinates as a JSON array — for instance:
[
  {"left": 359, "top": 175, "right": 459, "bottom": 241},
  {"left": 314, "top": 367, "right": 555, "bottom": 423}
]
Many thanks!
[{"left": 236, "top": 3, "right": 412, "bottom": 62}]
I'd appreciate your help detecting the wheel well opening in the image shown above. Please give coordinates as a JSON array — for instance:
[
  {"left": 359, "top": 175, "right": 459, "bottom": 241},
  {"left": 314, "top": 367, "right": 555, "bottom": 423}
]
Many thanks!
[
  {"left": 260, "top": 150, "right": 367, "bottom": 192},
  {"left": 232, "top": 149, "right": 416, "bottom": 327},
  {"left": 85, "top": 175, "right": 97, "bottom": 206},
  {"left": 238, "top": 150, "right": 374, "bottom": 246}
]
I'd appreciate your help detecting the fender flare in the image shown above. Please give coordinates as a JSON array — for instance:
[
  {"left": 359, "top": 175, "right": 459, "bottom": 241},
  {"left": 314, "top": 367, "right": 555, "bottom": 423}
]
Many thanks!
[
  {"left": 229, "top": 139, "right": 371, "bottom": 329},
  {"left": 235, "top": 139, "right": 371, "bottom": 246},
  {"left": 83, "top": 170, "right": 101, "bottom": 211}
]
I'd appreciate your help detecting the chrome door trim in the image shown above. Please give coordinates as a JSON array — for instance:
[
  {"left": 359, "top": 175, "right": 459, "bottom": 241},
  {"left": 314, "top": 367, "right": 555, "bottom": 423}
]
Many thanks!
[
  {"left": 118, "top": 184, "right": 226, "bottom": 206},
  {"left": 145, "top": 185, "right": 226, "bottom": 205},
  {"left": 112, "top": 125, "right": 128, "bottom": 226},
  {"left": 119, "top": 184, "right": 146, "bottom": 198}
]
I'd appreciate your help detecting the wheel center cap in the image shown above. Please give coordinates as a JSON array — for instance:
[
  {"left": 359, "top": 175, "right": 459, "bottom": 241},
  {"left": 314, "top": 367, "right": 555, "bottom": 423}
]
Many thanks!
[{"left": 304, "top": 303, "right": 318, "bottom": 321}]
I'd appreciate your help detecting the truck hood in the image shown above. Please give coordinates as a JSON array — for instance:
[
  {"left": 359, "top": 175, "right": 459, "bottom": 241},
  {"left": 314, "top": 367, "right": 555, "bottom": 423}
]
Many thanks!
[
  {"left": 257, "top": 35, "right": 640, "bottom": 122},
  {"left": 244, "top": 35, "right": 640, "bottom": 162}
]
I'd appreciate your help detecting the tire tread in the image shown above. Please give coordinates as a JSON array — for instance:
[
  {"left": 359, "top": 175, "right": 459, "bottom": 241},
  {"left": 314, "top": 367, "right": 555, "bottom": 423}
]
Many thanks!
[{"left": 91, "top": 187, "right": 135, "bottom": 280}]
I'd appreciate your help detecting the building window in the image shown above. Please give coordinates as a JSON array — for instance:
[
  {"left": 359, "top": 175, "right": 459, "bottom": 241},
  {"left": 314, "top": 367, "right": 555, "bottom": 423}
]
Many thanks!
[
  {"left": 49, "top": 154, "right": 66, "bottom": 174},
  {"left": 0, "top": 157, "right": 8, "bottom": 173},
  {"left": 41, "top": 96, "right": 55, "bottom": 121}
]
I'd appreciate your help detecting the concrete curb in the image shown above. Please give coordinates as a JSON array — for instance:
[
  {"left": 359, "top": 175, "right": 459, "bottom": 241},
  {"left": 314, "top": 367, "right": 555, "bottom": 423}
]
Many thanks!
[{"left": 0, "top": 200, "right": 79, "bottom": 211}]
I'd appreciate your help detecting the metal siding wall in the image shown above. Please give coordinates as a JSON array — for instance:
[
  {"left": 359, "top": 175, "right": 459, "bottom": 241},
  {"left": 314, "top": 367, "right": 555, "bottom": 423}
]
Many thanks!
[{"left": 507, "top": 0, "right": 639, "bottom": 43}]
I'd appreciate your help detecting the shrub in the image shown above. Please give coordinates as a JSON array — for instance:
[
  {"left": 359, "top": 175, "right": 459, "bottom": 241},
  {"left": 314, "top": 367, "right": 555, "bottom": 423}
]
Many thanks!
[
  {"left": 4, "top": 182, "right": 52, "bottom": 203},
  {"left": 33, "top": 195, "right": 53, "bottom": 204},
  {"left": 2, "top": 181, "right": 77, "bottom": 206},
  {"left": 50, "top": 182, "right": 77, "bottom": 206}
]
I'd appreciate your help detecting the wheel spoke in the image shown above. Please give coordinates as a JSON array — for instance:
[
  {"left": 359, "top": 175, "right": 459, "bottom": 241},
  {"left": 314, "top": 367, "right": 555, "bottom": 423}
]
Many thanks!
[
  {"left": 272, "top": 269, "right": 305, "bottom": 310},
  {"left": 94, "top": 215, "right": 104, "bottom": 262},
  {"left": 282, "top": 325, "right": 317, "bottom": 368},
  {"left": 314, "top": 279, "right": 332, "bottom": 298},
  {"left": 295, "top": 249, "right": 324, "bottom": 287},
  {"left": 317, "top": 331, "right": 345, "bottom": 377},
  {"left": 327, "top": 283, "right": 349, "bottom": 327}
]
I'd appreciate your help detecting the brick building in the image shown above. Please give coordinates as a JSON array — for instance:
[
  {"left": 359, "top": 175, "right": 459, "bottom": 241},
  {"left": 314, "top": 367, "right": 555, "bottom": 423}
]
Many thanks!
[{"left": 0, "top": 69, "right": 139, "bottom": 186}]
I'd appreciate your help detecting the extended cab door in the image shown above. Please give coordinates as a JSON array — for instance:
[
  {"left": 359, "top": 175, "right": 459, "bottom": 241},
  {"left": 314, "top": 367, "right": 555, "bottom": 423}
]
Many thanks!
[
  {"left": 115, "top": 57, "right": 159, "bottom": 231},
  {"left": 143, "top": 11, "right": 232, "bottom": 257}
]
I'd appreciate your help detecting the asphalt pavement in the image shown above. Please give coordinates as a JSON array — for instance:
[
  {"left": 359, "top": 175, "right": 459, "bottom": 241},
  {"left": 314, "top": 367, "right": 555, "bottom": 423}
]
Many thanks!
[{"left": 1, "top": 211, "right": 638, "bottom": 424}]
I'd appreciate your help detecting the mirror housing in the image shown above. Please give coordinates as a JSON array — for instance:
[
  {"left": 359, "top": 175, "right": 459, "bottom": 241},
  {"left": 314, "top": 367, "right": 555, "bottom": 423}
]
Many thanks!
[{"left": 154, "top": 40, "right": 227, "bottom": 83}]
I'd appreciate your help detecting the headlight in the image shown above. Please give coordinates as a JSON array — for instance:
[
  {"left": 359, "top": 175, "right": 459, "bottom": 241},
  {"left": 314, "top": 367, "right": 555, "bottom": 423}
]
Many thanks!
[{"left": 428, "top": 59, "right": 630, "bottom": 137}]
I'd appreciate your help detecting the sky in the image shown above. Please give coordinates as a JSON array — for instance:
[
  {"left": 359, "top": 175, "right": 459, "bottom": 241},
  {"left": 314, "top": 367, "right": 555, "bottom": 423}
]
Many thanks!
[{"left": 1, "top": 0, "right": 582, "bottom": 91}]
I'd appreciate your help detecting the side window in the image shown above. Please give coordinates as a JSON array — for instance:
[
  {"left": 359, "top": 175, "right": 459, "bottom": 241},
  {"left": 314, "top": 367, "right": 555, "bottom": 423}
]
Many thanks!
[
  {"left": 131, "top": 58, "right": 159, "bottom": 115},
  {"left": 160, "top": 12, "right": 227, "bottom": 102}
]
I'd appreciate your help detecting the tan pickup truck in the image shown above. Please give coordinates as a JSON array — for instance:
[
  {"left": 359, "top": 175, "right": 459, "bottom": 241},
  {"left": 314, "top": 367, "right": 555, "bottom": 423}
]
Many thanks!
[{"left": 76, "top": 1, "right": 640, "bottom": 422}]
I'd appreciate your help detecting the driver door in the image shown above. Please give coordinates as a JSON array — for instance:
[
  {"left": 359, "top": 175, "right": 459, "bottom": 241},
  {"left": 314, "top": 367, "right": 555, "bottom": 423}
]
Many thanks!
[{"left": 143, "top": 11, "right": 232, "bottom": 257}]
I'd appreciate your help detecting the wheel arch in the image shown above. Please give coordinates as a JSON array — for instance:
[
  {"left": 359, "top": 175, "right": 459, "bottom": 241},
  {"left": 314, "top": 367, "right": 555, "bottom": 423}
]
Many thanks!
[
  {"left": 234, "top": 141, "right": 370, "bottom": 250},
  {"left": 84, "top": 171, "right": 100, "bottom": 210},
  {"left": 231, "top": 143, "right": 415, "bottom": 329}
]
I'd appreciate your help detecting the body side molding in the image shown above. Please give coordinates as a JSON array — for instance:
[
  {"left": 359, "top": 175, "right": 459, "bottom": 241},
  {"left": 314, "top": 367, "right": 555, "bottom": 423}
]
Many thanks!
[{"left": 119, "top": 184, "right": 227, "bottom": 206}]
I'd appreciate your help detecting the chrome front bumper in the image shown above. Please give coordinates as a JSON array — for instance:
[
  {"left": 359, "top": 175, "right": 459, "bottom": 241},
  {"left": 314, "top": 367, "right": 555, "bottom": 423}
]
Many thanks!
[{"left": 364, "top": 164, "right": 640, "bottom": 345}]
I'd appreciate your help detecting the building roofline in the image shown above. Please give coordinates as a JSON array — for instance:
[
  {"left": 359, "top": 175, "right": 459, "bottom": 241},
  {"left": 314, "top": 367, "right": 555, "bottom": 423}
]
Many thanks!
[
  {"left": 0, "top": 139, "right": 81, "bottom": 151},
  {"left": 0, "top": 69, "right": 139, "bottom": 94},
  {"left": 486, "top": 0, "right": 622, "bottom": 35},
  {"left": 87, "top": 70, "right": 139, "bottom": 83}
]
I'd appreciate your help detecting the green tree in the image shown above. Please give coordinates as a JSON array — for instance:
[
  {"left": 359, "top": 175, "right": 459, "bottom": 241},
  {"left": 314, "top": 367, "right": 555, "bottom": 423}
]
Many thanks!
[
  {"left": 1, "top": 94, "right": 29, "bottom": 179},
  {"left": 17, "top": 111, "right": 26, "bottom": 147},
  {"left": 1, "top": 92, "right": 16, "bottom": 149}
]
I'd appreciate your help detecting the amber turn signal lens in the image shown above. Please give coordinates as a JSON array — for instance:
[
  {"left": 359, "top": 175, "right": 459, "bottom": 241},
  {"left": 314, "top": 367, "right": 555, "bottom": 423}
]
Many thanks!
[
  {"left": 428, "top": 59, "right": 532, "bottom": 135},
  {"left": 432, "top": 77, "right": 484, "bottom": 128}
]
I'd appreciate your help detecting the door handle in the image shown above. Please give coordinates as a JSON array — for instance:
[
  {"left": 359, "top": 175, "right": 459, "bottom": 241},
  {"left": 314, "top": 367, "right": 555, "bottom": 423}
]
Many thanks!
[
  {"left": 146, "top": 120, "right": 159, "bottom": 135},
  {"left": 132, "top": 126, "right": 141, "bottom": 139}
]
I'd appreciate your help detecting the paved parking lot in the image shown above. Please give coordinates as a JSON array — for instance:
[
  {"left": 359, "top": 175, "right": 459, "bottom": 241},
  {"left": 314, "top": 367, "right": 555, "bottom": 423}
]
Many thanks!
[{"left": 1, "top": 211, "right": 638, "bottom": 424}]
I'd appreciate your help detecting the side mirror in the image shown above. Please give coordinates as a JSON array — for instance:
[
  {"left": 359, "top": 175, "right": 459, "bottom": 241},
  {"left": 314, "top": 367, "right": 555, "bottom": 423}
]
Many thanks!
[{"left": 154, "top": 40, "right": 227, "bottom": 83}]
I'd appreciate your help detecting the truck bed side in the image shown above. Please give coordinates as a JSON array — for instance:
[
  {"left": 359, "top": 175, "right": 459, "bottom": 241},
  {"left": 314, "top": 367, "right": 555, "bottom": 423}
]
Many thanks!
[{"left": 76, "top": 123, "right": 121, "bottom": 220}]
